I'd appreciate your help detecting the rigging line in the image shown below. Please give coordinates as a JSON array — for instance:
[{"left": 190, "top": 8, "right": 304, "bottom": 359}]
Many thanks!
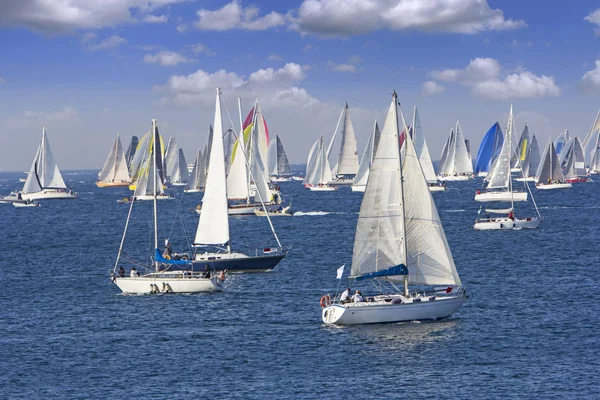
[{"left": 221, "top": 93, "right": 283, "bottom": 249}]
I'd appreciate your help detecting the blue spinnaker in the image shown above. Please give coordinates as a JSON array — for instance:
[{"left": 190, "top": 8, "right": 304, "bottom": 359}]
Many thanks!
[{"left": 475, "top": 122, "right": 503, "bottom": 174}]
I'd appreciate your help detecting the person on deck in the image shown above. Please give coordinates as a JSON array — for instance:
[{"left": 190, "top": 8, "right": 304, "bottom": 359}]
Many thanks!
[
  {"left": 340, "top": 288, "right": 351, "bottom": 303},
  {"left": 130, "top": 267, "right": 139, "bottom": 278},
  {"left": 202, "top": 265, "right": 211, "bottom": 279},
  {"left": 163, "top": 241, "right": 172, "bottom": 259},
  {"left": 118, "top": 266, "right": 125, "bottom": 277},
  {"left": 508, "top": 210, "right": 514, "bottom": 220},
  {"left": 352, "top": 290, "right": 364, "bottom": 303}
]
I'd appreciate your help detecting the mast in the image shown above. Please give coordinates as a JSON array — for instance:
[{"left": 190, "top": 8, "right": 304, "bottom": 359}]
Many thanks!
[
  {"left": 152, "top": 119, "right": 159, "bottom": 271},
  {"left": 396, "top": 92, "right": 410, "bottom": 297},
  {"left": 508, "top": 106, "right": 515, "bottom": 212},
  {"left": 247, "top": 99, "right": 259, "bottom": 204}
]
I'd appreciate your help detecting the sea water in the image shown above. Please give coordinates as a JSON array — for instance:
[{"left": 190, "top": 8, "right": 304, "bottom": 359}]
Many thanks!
[{"left": 0, "top": 171, "right": 597, "bottom": 399}]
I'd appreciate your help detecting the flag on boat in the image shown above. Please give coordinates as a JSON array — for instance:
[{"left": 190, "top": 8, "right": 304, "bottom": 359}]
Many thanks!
[{"left": 336, "top": 264, "right": 345, "bottom": 279}]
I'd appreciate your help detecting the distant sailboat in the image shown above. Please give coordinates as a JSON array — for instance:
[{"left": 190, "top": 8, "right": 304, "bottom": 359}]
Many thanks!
[
  {"left": 267, "top": 135, "right": 292, "bottom": 182},
  {"left": 124, "top": 136, "right": 139, "bottom": 168},
  {"left": 473, "top": 106, "right": 541, "bottom": 230},
  {"left": 535, "top": 140, "right": 572, "bottom": 190},
  {"left": 133, "top": 129, "right": 172, "bottom": 201},
  {"left": 563, "top": 137, "right": 589, "bottom": 183},
  {"left": 582, "top": 109, "right": 600, "bottom": 171},
  {"left": 515, "top": 134, "right": 541, "bottom": 182},
  {"left": 321, "top": 92, "right": 466, "bottom": 325},
  {"left": 412, "top": 106, "right": 445, "bottom": 192},
  {"left": 555, "top": 129, "right": 571, "bottom": 160},
  {"left": 304, "top": 136, "right": 336, "bottom": 191},
  {"left": 184, "top": 150, "right": 206, "bottom": 193},
  {"left": 510, "top": 125, "right": 530, "bottom": 172},
  {"left": 97, "top": 133, "right": 131, "bottom": 187},
  {"left": 437, "top": 121, "right": 474, "bottom": 181},
  {"left": 170, "top": 149, "right": 189, "bottom": 186},
  {"left": 474, "top": 122, "right": 503, "bottom": 178},
  {"left": 327, "top": 103, "right": 360, "bottom": 184},
  {"left": 20, "top": 127, "right": 76, "bottom": 200},
  {"left": 351, "top": 120, "right": 380, "bottom": 193}
]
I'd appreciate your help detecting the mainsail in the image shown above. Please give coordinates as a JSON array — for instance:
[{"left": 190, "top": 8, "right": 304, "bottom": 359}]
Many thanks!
[
  {"left": 353, "top": 120, "right": 379, "bottom": 187},
  {"left": 563, "top": 137, "right": 586, "bottom": 179},
  {"left": 511, "top": 125, "right": 529, "bottom": 169},
  {"left": 97, "top": 134, "right": 130, "bottom": 184},
  {"left": 267, "top": 135, "right": 292, "bottom": 176},
  {"left": 327, "top": 103, "right": 359, "bottom": 176},
  {"left": 536, "top": 140, "right": 564, "bottom": 183},
  {"left": 186, "top": 149, "right": 206, "bottom": 191},
  {"left": 521, "top": 134, "right": 541, "bottom": 179},
  {"left": 22, "top": 127, "right": 68, "bottom": 194}
]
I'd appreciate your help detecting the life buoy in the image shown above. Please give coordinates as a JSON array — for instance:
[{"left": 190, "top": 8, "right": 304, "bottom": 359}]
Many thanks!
[
  {"left": 164, "top": 254, "right": 171, "bottom": 260},
  {"left": 320, "top": 294, "right": 331, "bottom": 308}
]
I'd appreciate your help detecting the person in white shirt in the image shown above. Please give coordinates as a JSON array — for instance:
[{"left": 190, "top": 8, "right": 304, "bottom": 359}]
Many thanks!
[
  {"left": 340, "top": 288, "right": 351, "bottom": 303},
  {"left": 351, "top": 290, "right": 364, "bottom": 303},
  {"left": 130, "top": 267, "right": 139, "bottom": 278}
]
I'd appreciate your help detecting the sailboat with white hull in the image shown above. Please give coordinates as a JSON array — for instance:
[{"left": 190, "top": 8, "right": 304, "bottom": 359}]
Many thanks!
[
  {"left": 473, "top": 106, "right": 541, "bottom": 230},
  {"left": 437, "top": 121, "right": 474, "bottom": 181},
  {"left": 267, "top": 135, "right": 293, "bottom": 182},
  {"left": 515, "top": 134, "right": 540, "bottom": 182},
  {"left": 184, "top": 150, "right": 205, "bottom": 193},
  {"left": 97, "top": 133, "right": 132, "bottom": 187},
  {"left": 191, "top": 88, "right": 287, "bottom": 273},
  {"left": 326, "top": 103, "right": 360, "bottom": 185},
  {"left": 112, "top": 119, "right": 221, "bottom": 295},
  {"left": 304, "top": 136, "right": 336, "bottom": 191},
  {"left": 535, "top": 140, "right": 572, "bottom": 190},
  {"left": 321, "top": 92, "right": 466, "bottom": 325}
]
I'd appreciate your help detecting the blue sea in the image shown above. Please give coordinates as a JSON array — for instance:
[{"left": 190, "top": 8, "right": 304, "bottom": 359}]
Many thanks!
[{"left": 0, "top": 170, "right": 597, "bottom": 399}]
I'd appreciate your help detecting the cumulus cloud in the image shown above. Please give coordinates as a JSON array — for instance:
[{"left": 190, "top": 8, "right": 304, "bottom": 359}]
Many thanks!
[
  {"left": 142, "top": 14, "right": 168, "bottom": 23},
  {"left": 155, "top": 63, "right": 316, "bottom": 108},
  {"left": 327, "top": 62, "right": 356, "bottom": 72},
  {"left": 292, "top": 0, "right": 526, "bottom": 36},
  {"left": 24, "top": 106, "right": 78, "bottom": 121},
  {"left": 195, "top": 0, "right": 287, "bottom": 31},
  {"left": 422, "top": 81, "right": 445, "bottom": 96},
  {"left": 268, "top": 54, "right": 283, "bottom": 61},
  {"left": 85, "top": 35, "right": 126, "bottom": 51},
  {"left": 143, "top": 50, "right": 193, "bottom": 66},
  {"left": 584, "top": 9, "right": 600, "bottom": 35},
  {"left": 580, "top": 60, "right": 600, "bottom": 92},
  {"left": 0, "top": 0, "right": 183, "bottom": 33},
  {"left": 188, "top": 43, "right": 214, "bottom": 55},
  {"left": 426, "top": 57, "right": 560, "bottom": 100}
]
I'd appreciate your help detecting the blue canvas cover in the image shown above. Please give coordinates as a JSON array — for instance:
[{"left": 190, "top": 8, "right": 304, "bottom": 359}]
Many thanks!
[
  {"left": 355, "top": 264, "right": 408, "bottom": 281},
  {"left": 155, "top": 249, "right": 192, "bottom": 265}
]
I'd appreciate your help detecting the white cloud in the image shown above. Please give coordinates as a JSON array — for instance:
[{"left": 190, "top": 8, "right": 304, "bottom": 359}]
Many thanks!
[
  {"left": 327, "top": 62, "right": 356, "bottom": 73},
  {"left": 144, "top": 50, "right": 193, "bottom": 66},
  {"left": 24, "top": 106, "right": 78, "bottom": 121},
  {"left": 0, "top": 0, "right": 184, "bottom": 33},
  {"left": 268, "top": 54, "right": 282, "bottom": 61},
  {"left": 427, "top": 57, "right": 560, "bottom": 100},
  {"left": 580, "top": 60, "right": 600, "bottom": 92},
  {"left": 142, "top": 14, "right": 167, "bottom": 23},
  {"left": 422, "top": 81, "right": 445, "bottom": 96},
  {"left": 85, "top": 35, "right": 126, "bottom": 51},
  {"left": 303, "top": 44, "right": 313, "bottom": 52},
  {"left": 195, "top": 0, "right": 286, "bottom": 31},
  {"left": 584, "top": 9, "right": 600, "bottom": 35},
  {"left": 293, "top": 0, "right": 526, "bottom": 36},
  {"left": 188, "top": 43, "right": 214, "bottom": 55},
  {"left": 155, "top": 63, "right": 315, "bottom": 108},
  {"left": 176, "top": 23, "right": 188, "bottom": 33}
]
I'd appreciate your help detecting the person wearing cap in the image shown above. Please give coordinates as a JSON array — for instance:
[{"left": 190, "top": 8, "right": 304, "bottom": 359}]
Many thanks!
[{"left": 340, "top": 288, "right": 351, "bottom": 303}]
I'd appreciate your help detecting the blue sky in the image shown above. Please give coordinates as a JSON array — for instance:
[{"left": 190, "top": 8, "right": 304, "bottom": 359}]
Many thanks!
[{"left": 1, "top": 0, "right": 600, "bottom": 170}]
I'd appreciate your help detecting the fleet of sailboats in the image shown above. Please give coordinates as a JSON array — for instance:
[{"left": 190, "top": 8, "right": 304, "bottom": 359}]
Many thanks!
[
  {"left": 438, "top": 121, "right": 474, "bottom": 181},
  {"left": 97, "top": 133, "right": 131, "bottom": 187}
]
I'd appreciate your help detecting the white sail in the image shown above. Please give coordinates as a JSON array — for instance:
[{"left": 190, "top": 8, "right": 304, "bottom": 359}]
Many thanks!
[
  {"left": 134, "top": 122, "right": 166, "bottom": 197},
  {"left": 223, "top": 128, "right": 235, "bottom": 173},
  {"left": 186, "top": 149, "right": 206, "bottom": 191},
  {"left": 303, "top": 139, "right": 320, "bottom": 185},
  {"left": 227, "top": 136, "right": 250, "bottom": 200},
  {"left": 22, "top": 127, "right": 68, "bottom": 193},
  {"left": 351, "top": 94, "right": 460, "bottom": 286},
  {"left": 249, "top": 123, "right": 272, "bottom": 202},
  {"left": 563, "top": 137, "right": 586, "bottom": 179},
  {"left": 98, "top": 134, "right": 130, "bottom": 183},
  {"left": 353, "top": 120, "right": 378, "bottom": 187},
  {"left": 454, "top": 121, "right": 473, "bottom": 174},
  {"left": 254, "top": 104, "right": 270, "bottom": 182},
  {"left": 438, "top": 131, "right": 452, "bottom": 175},
  {"left": 521, "top": 134, "right": 540, "bottom": 178},
  {"left": 485, "top": 108, "right": 513, "bottom": 189},
  {"left": 164, "top": 137, "right": 178, "bottom": 181},
  {"left": 511, "top": 125, "right": 529, "bottom": 169},
  {"left": 267, "top": 135, "right": 292, "bottom": 176},
  {"left": 170, "top": 149, "right": 189, "bottom": 184},
  {"left": 336, "top": 103, "right": 360, "bottom": 176},
  {"left": 129, "top": 131, "right": 150, "bottom": 183},
  {"left": 412, "top": 107, "right": 438, "bottom": 183},
  {"left": 194, "top": 89, "right": 230, "bottom": 246},
  {"left": 536, "top": 140, "right": 564, "bottom": 183}
]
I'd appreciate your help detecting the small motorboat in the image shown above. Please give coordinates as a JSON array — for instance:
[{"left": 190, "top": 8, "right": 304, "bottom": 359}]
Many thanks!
[
  {"left": 254, "top": 205, "right": 293, "bottom": 217},
  {"left": 13, "top": 200, "right": 40, "bottom": 208}
]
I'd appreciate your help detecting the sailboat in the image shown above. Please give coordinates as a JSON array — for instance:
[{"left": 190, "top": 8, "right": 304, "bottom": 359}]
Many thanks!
[
  {"left": 326, "top": 103, "right": 360, "bottom": 185},
  {"left": 563, "top": 137, "right": 589, "bottom": 183},
  {"left": 475, "top": 107, "right": 527, "bottom": 203},
  {"left": 555, "top": 129, "right": 571, "bottom": 158},
  {"left": 125, "top": 136, "right": 139, "bottom": 168},
  {"left": 582, "top": 109, "right": 600, "bottom": 173},
  {"left": 321, "top": 92, "right": 466, "bottom": 325},
  {"left": 437, "top": 121, "right": 474, "bottom": 181},
  {"left": 411, "top": 106, "right": 445, "bottom": 192},
  {"left": 473, "top": 106, "right": 541, "bottom": 230},
  {"left": 267, "top": 135, "right": 293, "bottom": 182},
  {"left": 170, "top": 149, "right": 190, "bottom": 186},
  {"left": 304, "top": 136, "right": 336, "bottom": 191},
  {"left": 133, "top": 131, "right": 172, "bottom": 201},
  {"left": 535, "top": 140, "right": 572, "bottom": 190},
  {"left": 112, "top": 119, "right": 221, "bottom": 294},
  {"left": 351, "top": 120, "right": 380, "bottom": 192},
  {"left": 515, "top": 134, "right": 541, "bottom": 182},
  {"left": 184, "top": 149, "right": 206, "bottom": 193},
  {"left": 19, "top": 127, "right": 76, "bottom": 200},
  {"left": 510, "top": 125, "right": 530, "bottom": 173},
  {"left": 96, "top": 133, "right": 131, "bottom": 187},
  {"left": 191, "top": 88, "right": 287, "bottom": 272},
  {"left": 474, "top": 122, "right": 503, "bottom": 178}
]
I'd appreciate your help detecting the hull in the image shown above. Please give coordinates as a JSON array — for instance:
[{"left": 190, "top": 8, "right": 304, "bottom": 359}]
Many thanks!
[
  {"left": 291, "top": 176, "right": 304, "bottom": 181},
  {"left": 327, "top": 178, "right": 354, "bottom": 186},
  {"left": 473, "top": 217, "right": 540, "bottom": 230},
  {"left": 0, "top": 192, "right": 20, "bottom": 203},
  {"left": 428, "top": 185, "right": 446, "bottom": 192},
  {"left": 13, "top": 202, "right": 40, "bottom": 207},
  {"left": 474, "top": 191, "right": 528, "bottom": 202},
  {"left": 536, "top": 182, "right": 572, "bottom": 190},
  {"left": 307, "top": 185, "right": 337, "bottom": 191},
  {"left": 21, "top": 190, "right": 76, "bottom": 201},
  {"left": 114, "top": 275, "right": 221, "bottom": 294},
  {"left": 191, "top": 251, "right": 286, "bottom": 272},
  {"left": 477, "top": 172, "right": 488, "bottom": 178},
  {"left": 184, "top": 188, "right": 204, "bottom": 193},
  {"left": 135, "top": 195, "right": 173, "bottom": 201},
  {"left": 437, "top": 174, "right": 472, "bottom": 181},
  {"left": 96, "top": 181, "right": 131, "bottom": 188},
  {"left": 271, "top": 176, "right": 292, "bottom": 182},
  {"left": 350, "top": 185, "right": 366, "bottom": 192},
  {"left": 196, "top": 203, "right": 280, "bottom": 216},
  {"left": 515, "top": 177, "right": 536, "bottom": 182},
  {"left": 565, "top": 177, "right": 590, "bottom": 183},
  {"left": 322, "top": 294, "right": 466, "bottom": 325}
]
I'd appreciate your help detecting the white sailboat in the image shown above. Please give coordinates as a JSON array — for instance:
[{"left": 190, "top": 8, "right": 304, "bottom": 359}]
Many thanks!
[
  {"left": 351, "top": 120, "right": 380, "bottom": 192},
  {"left": 112, "top": 119, "right": 221, "bottom": 295},
  {"left": 133, "top": 131, "right": 172, "bottom": 201},
  {"left": 515, "top": 134, "right": 540, "bottom": 182},
  {"left": 473, "top": 106, "right": 541, "bottom": 230},
  {"left": 563, "top": 137, "right": 589, "bottom": 183},
  {"left": 582, "top": 109, "right": 600, "bottom": 173},
  {"left": 510, "top": 125, "right": 530, "bottom": 173},
  {"left": 535, "top": 140, "right": 572, "bottom": 190},
  {"left": 163, "top": 137, "right": 178, "bottom": 184},
  {"left": 412, "top": 106, "right": 445, "bottom": 192},
  {"left": 321, "top": 92, "right": 466, "bottom": 325},
  {"left": 184, "top": 149, "right": 206, "bottom": 193},
  {"left": 326, "top": 103, "right": 360, "bottom": 185},
  {"left": 97, "top": 133, "right": 132, "bottom": 187},
  {"left": 170, "top": 149, "right": 189, "bottom": 186},
  {"left": 191, "top": 89, "right": 287, "bottom": 272},
  {"left": 304, "top": 136, "right": 336, "bottom": 191},
  {"left": 437, "top": 121, "right": 473, "bottom": 181},
  {"left": 475, "top": 106, "right": 527, "bottom": 203},
  {"left": 20, "top": 127, "right": 76, "bottom": 200},
  {"left": 267, "top": 134, "right": 292, "bottom": 182}
]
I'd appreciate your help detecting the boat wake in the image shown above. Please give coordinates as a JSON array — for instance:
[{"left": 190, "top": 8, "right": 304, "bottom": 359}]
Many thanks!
[
  {"left": 443, "top": 209, "right": 466, "bottom": 213},
  {"left": 293, "top": 211, "right": 332, "bottom": 216}
]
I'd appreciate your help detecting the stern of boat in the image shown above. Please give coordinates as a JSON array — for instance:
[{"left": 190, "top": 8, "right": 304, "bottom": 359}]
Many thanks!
[{"left": 322, "top": 305, "right": 346, "bottom": 324}]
